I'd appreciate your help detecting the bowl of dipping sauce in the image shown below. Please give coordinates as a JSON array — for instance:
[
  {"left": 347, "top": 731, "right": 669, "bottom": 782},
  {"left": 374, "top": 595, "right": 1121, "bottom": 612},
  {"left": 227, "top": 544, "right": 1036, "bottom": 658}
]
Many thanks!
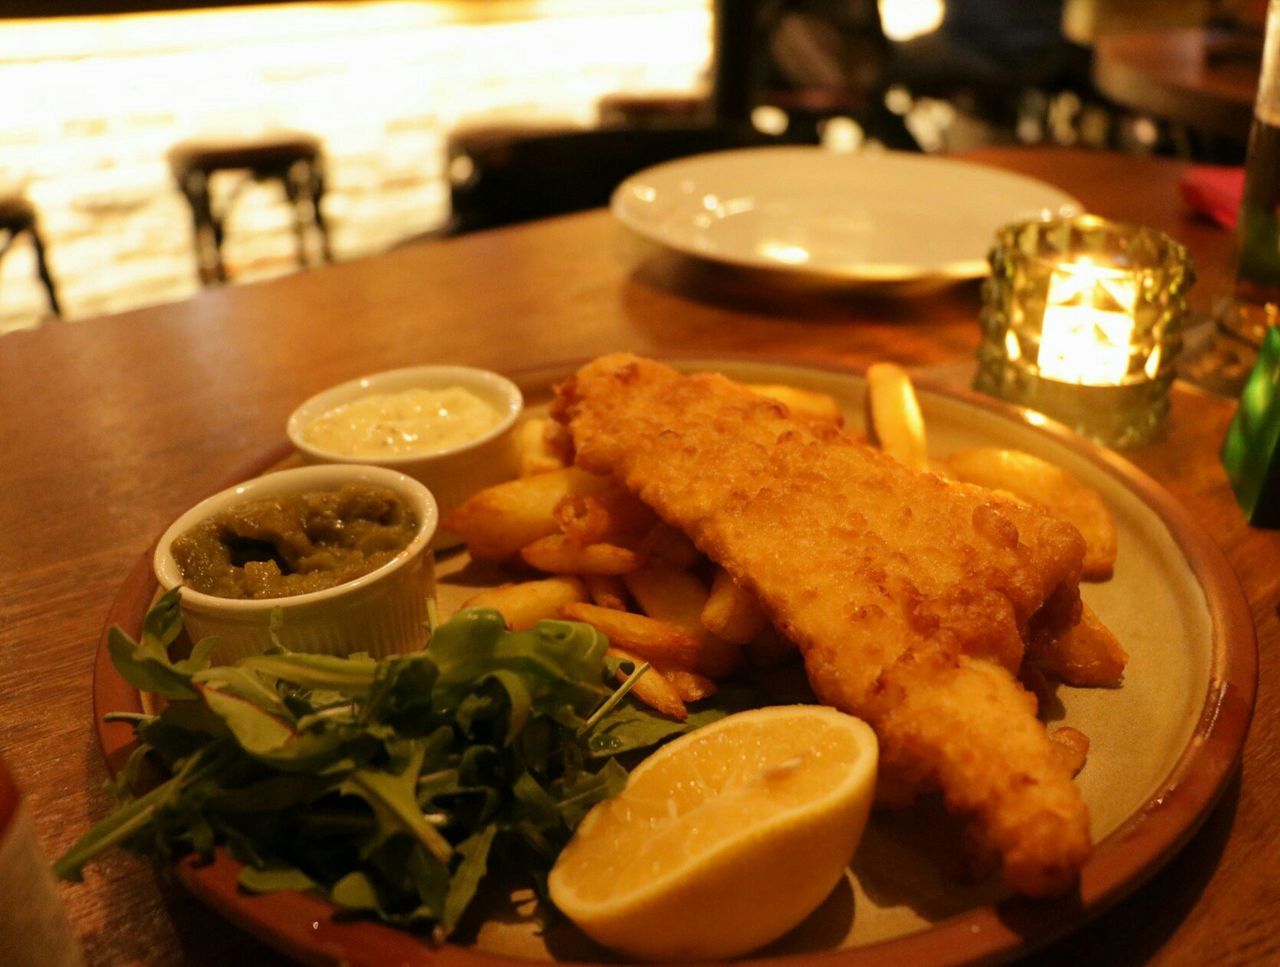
[
  {"left": 154, "top": 464, "right": 438, "bottom": 664},
  {"left": 287, "top": 366, "right": 522, "bottom": 549}
]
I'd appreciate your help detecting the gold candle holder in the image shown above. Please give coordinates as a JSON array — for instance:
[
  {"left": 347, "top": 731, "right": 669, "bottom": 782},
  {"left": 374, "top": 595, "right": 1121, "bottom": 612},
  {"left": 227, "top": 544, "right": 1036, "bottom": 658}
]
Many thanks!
[{"left": 975, "top": 215, "right": 1195, "bottom": 447}]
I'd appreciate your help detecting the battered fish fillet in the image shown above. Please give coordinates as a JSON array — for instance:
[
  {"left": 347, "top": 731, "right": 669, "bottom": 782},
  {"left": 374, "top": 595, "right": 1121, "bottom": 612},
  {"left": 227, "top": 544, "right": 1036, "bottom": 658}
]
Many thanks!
[{"left": 552, "top": 354, "right": 1092, "bottom": 897}]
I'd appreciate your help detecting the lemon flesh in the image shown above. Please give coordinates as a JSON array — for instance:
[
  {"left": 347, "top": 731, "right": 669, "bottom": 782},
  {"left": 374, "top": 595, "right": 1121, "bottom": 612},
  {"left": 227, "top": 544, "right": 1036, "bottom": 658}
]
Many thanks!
[{"left": 548, "top": 705, "right": 878, "bottom": 961}]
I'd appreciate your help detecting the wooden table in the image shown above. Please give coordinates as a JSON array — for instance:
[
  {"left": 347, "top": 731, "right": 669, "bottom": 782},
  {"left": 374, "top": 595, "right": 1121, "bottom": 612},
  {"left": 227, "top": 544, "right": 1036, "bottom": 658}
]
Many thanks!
[
  {"left": 1092, "top": 28, "right": 1262, "bottom": 142},
  {"left": 1, "top": 146, "right": 1276, "bottom": 966}
]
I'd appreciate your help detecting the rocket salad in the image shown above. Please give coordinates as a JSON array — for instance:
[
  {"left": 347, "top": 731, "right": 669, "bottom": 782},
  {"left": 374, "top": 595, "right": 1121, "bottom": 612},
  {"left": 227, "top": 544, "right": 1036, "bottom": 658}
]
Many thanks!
[{"left": 56, "top": 591, "right": 737, "bottom": 938}]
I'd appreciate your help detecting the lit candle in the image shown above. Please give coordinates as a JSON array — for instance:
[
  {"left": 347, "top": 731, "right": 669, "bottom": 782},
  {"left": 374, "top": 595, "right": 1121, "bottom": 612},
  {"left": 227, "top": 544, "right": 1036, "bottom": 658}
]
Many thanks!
[
  {"left": 1037, "top": 257, "right": 1138, "bottom": 386},
  {"left": 975, "top": 215, "right": 1193, "bottom": 448}
]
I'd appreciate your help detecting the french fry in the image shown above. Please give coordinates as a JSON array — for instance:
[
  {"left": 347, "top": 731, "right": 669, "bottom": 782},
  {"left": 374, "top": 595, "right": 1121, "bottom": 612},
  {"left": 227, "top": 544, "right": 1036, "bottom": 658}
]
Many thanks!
[
  {"left": 461, "top": 577, "right": 586, "bottom": 631},
  {"left": 443, "top": 467, "right": 618, "bottom": 560},
  {"left": 554, "top": 490, "right": 656, "bottom": 547},
  {"left": 744, "top": 383, "right": 845, "bottom": 426},
  {"left": 1048, "top": 727, "right": 1090, "bottom": 777},
  {"left": 563, "top": 602, "right": 704, "bottom": 669},
  {"left": 701, "top": 568, "right": 767, "bottom": 645},
  {"left": 584, "top": 574, "right": 630, "bottom": 610},
  {"left": 607, "top": 646, "right": 687, "bottom": 720},
  {"left": 623, "top": 564, "right": 741, "bottom": 678},
  {"left": 515, "top": 418, "right": 568, "bottom": 477},
  {"left": 520, "top": 534, "right": 641, "bottom": 575},
  {"left": 637, "top": 523, "right": 701, "bottom": 570},
  {"left": 865, "top": 362, "right": 930, "bottom": 472},
  {"left": 1029, "top": 603, "right": 1128, "bottom": 687},
  {"left": 659, "top": 666, "right": 717, "bottom": 703},
  {"left": 554, "top": 494, "right": 613, "bottom": 546},
  {"left": 623, "top": 563, "right": 710, "bottom": 624},
  {"left": 944, "top": 447, "right": 1118, "bottom": 580}
]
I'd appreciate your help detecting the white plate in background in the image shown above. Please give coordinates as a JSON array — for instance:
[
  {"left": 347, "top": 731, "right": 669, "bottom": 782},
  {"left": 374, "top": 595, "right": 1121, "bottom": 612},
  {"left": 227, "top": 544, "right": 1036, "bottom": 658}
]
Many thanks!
[{"left": 611, "top": 148, "right": 1082, "bottom": 291}]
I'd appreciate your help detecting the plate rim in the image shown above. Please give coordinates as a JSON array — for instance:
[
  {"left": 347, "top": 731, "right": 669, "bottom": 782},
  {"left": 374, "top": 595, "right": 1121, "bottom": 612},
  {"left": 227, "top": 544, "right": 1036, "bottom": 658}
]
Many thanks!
[
  {"left": 92, "top": 354, "right": 1257, "bottom": 967},
  {"left": 609, "top": 148, "right": 1084, "bottom": 284}
]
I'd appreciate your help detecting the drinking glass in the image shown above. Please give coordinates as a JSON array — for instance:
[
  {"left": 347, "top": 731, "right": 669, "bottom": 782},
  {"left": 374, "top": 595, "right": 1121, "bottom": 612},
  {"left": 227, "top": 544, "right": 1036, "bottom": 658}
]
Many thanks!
[{"left": 1184, "top": 0, "right": 1280, "bottom": 393}]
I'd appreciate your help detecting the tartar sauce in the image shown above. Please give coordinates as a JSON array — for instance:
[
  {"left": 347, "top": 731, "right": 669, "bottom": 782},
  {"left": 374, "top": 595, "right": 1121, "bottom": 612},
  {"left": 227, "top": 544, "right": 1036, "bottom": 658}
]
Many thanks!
[{"left": 303, "top": 386, "right": 503, "bottom": 457}]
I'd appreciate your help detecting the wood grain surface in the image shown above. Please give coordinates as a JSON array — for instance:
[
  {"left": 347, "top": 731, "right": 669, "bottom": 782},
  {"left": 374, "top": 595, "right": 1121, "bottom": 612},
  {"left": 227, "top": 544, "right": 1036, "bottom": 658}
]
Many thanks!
[{"left": 1, "top": 146, "right": 1276, "bottom": 966}]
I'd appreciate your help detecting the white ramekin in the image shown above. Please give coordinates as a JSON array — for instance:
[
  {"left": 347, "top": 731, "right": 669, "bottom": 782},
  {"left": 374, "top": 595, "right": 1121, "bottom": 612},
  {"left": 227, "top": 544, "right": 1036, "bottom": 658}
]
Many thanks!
[
  {"left": 285, "top": 365, "right": 522, "bottom": 550},
  {"left": 153, "top": 464, "right": 438, "bottom": 664}
]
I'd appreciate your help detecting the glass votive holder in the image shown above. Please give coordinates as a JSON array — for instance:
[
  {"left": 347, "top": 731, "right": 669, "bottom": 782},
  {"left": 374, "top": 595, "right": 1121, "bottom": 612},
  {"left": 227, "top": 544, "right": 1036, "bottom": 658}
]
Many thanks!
[{"left": 974, "top": 214, "right": 1195, "bottom": 448}]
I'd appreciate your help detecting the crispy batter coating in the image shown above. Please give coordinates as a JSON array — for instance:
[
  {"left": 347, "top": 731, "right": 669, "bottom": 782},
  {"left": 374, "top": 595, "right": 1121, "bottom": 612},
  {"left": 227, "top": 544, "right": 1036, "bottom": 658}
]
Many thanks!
[{"left": 553, "top": 354, "right": 1092, "bottom": 896}]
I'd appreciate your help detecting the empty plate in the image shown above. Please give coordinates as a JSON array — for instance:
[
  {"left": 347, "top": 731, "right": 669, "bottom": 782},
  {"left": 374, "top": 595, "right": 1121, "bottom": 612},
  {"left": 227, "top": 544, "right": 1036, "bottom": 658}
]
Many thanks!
[{"left": 611, "top": 148, "right": 1083, "bottom": 291}]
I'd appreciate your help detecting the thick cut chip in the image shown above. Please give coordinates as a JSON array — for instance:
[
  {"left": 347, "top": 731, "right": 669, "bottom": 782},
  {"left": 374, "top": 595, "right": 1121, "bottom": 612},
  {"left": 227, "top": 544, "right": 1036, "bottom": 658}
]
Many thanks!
[
  {"left": 443, "top": 467, "right": 620, "bottom": 560},
  {"left": 1030, "top": 603, "right": 1128, "bottom": 686},
  {"left": 945, "top": 447, "right": 1118, "bottom": 580},
  {"left": 461, "top": 577, "right": 586, "bottom": 631},
  {"left": 864, "top": 362, "right": 930, "bottom": 472}
]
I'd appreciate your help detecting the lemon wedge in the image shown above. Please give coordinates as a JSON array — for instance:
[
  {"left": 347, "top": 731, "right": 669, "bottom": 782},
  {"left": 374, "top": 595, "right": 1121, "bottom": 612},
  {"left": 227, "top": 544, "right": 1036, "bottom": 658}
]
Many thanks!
[{"left": 548, "top": 705, "right": 878, "bottom": 960}]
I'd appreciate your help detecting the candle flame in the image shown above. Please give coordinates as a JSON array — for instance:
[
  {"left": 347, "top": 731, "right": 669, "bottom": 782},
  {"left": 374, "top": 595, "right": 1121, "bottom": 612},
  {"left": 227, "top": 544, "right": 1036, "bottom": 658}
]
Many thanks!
[{"left": 1037, "top": 257, "right": 1138, "bottom": 386}]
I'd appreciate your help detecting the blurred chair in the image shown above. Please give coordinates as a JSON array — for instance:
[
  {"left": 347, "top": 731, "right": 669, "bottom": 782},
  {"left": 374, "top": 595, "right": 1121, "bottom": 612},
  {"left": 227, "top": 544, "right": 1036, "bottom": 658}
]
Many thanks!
[
  {"left": 434, "top": 1, "right": 915, "bottom": 238},
  {"left": 886, "top": 0, "right": 1097, "bottom": 141},
  {"left": 0, "top": 195, "right": 61, "bottom": 318},
  {"left": 167, "top": 132, "right": 331, "bottom": 286},
  {"left": 601, "top": 0, "right": 919, "bottom": 151},
  {"left": 757, "top": 0, "right": 920, "bottom": 149},
  {"left": 597, "top": 91, "right": 713, "bottom": 129},
  {"left": 445, "top": 123, "right": 779, "bottom": 235}
]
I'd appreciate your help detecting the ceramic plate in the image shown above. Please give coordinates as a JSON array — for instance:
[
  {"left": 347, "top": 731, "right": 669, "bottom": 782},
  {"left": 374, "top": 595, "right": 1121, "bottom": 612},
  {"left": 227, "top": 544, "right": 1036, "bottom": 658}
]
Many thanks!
[
  {"left": 94, "top": 358, "right": 1255, "bottom": 967},
  {"left": 611, "top": 149, "right": 1082, "bottom": 290}
]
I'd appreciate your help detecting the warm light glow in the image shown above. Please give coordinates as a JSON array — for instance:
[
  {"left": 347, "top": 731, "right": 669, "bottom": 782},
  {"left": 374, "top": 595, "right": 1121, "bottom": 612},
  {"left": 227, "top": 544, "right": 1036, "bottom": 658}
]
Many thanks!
[
  {"left": 1144, "top": 343, "right": 1163, "bottom": 380},
  {"left": 1003, "top": 327, "right": 1022, "bottom": 362},
  {"left": 821, "top": 117, "right": 864, "bottom": 153},
  {"left": 0, "top": 1, "right": 712, "bottom": 333},
  {"left": 878, "top": 0, "right": 945, "bottom": 42},
  {"left": 1037, "top": 257, "right": 1138, "bottom": 385},
  {"left": 1023, "top": 410, "right": 1050, "bottom": 427},
  {"left": 756, "top": 241, "right": 810, "bottom": 264},
  {"left": 751, "top": 105, "right": 789, "bottom": 136}
]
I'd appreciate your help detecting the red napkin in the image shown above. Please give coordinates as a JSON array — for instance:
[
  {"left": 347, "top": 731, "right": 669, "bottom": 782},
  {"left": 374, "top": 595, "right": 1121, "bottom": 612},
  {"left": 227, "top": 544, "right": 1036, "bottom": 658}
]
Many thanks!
[{"left": 1180, "top": 165, "right": 1245, "bottom": 229}]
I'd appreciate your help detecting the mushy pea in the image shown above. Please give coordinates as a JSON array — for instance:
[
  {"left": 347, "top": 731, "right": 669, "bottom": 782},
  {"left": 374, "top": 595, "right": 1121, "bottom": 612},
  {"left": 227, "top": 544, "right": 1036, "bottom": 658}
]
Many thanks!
[
  {"left": 171, "top": 483, "right": 418, "bottom": 599},
  {"left": 302, "top": 385, "right": 503, "bottom": 458}
]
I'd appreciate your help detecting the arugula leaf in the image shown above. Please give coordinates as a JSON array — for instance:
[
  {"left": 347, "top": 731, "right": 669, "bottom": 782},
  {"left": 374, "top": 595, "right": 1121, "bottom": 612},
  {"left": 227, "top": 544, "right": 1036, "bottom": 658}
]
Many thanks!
[
  {"left": 58, "top": 604, "right": 741, "bottom": 938},
  {"left": 54, "top": 745, "right": 223, "bottom": 880},
  {"left": 442, "top": 826, "right": 497, "bottom": 933},
  {"left": 331, "top": 870, "right": 381, "bottom": 912},
  {"left": 196, "top": 684, "right": 297, "bottom": 755},
  {"left": 237, "top": 652, "right": 380, "bottom": 694},
  {"left": 341, "top": 740, "right": 453, "bottom": 864},
  {"left": 195, "top": 667, "right": 290, "bottom": 716},
  {"left": 105, "top": 588, "right": 218, "bottom": 700},
  {"left": 588, "top": 683, "right": 765, "bottom": 757},
  {"left": 107, "top": 625, "right": 197, "bottom": 700},
  {"left": 142, "top": 587, "right": 184, "bottom": 653},
  {"left": 238, "top": 866, "right": 319, "bottom": 893}
]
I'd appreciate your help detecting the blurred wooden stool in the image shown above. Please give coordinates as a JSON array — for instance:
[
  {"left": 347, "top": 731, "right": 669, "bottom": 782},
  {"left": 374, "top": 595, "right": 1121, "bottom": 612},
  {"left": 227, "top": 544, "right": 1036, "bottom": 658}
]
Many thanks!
[
  {"left": 597, "top": 91, "right": 711, "bottom": 128},
  {"left": 444, "top": 122, "right": 777, "bottom": 235},
  {"left": 0, "top": 195, "right": 61, "bottom": 317},
  {"left": 596, "top": 88, "right": 919, "bottom": 151},
  {"left": 167, "top": 132, "right": 332, "bottom": 286}
]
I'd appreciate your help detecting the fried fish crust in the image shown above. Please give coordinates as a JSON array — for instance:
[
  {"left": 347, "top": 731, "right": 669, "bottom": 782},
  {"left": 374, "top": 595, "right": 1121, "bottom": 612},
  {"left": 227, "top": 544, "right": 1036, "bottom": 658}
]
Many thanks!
[{"left": 553, "top": 354, "right": 1092, "bottom": 896}]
